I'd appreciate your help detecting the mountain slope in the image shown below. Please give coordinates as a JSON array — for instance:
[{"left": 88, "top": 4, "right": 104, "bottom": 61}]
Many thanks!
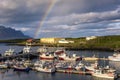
[{"left": 0, "top": 26, "right": 30, "bottom": 40}]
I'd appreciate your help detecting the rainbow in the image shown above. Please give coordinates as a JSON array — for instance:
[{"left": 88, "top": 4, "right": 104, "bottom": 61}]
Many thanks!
[{"left": 34, "top": 0, "right": 57, "bottom": 38}]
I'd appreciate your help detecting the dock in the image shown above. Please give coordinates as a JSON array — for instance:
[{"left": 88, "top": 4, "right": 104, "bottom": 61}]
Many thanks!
[
  {"left": 99, "top": 58, "right": 109, "bottom": 60},
  {"left": 83, "top": 57, "right": 109, "bottom": 61},
  {"left": 56, "top": 69, "right": 92, "bottom": 75}
]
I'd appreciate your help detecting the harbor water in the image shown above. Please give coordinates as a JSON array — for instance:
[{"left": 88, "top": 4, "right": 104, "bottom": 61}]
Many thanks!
[{"left": 0, "top": 43, "right": 120, "bottom": 80}]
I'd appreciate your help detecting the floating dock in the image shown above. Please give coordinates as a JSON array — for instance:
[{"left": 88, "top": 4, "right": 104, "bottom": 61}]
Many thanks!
[
  {"left": 56, "top": 69, "right": 92, "bottom": 75},
  {"left": 83, "top": 57, "right": 109, "bottom": 61}
]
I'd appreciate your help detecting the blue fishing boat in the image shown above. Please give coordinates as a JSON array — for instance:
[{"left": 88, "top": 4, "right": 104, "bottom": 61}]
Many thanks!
[{"left": 13, "top": 65, "right": 31, "bottom": 72}]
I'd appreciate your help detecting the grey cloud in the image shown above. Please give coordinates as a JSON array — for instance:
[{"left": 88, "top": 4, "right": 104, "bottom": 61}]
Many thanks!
[
  {"left": 46, "top": 7, "right": 120, "bottom": 26},
  {"left": 0, "top": 0, "right": 120, "bottom": 24},
  {"left": 0, "top": 0, "right": 50, "bottom": 24},
  {"left": 0, "top": 0, "right": 120, "bottom": 38},
  {"left": 51, "top": 0, "right": 120, "bottom": 16}
]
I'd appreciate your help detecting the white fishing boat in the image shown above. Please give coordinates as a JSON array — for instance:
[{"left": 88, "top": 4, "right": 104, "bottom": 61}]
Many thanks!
[
  {"left": 55, "top": 62, "right": 66, "bottom": 68},
  {"left": 0, "top": 62, "right": 8, "bottom": 69},
  {"left": 108, "top": 50, "right": 120, "bottom": 61},
  {"left": 39, "top": 52, "right": 55, "bottom": 60},
  {"left": 34, "top": 61, "right": 56, "bottom": 73},
  {"left": 75, "top": 61, "right": 84, "bottom": 70},
  {"left": 54, "top": 49, "right": 81, "bottom": 61},
  {"left": 23, "top": 60, "right": 32, "bottom": 67},
  {"left": 92, "top": 68, "right": 117, "bottom": 80},
  {"left": 85, "top": 61, "right": 98, "bottom": 71},
  {"left": 54, "top": 49, "right": 65, "bottom": 57},
  {"left": 58, "top": 53, "right": 81, "bottom": 61},
  {"left": 4, "top": 48, "right": 14, "bottom": 56},
  {"left": 37, "top": 46, "right": 48, "bottom": 54},
  {"left": 108, "top": 54, "right": 120, "bottom": 61},
  {"left": 23, "top": 46, "right": 31, "bottom": 54}
]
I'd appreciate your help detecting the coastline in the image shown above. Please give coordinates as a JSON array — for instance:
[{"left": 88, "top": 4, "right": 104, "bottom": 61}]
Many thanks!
[{"left": 6, "top": 43, "right": 114, "bottom": 52}]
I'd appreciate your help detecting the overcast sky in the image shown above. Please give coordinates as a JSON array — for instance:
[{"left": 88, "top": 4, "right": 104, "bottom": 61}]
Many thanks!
[{"left": 0, "top": 0, "right": 120, "bottom": 38}]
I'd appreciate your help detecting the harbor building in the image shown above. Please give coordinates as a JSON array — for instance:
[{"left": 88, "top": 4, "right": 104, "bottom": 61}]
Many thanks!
[
  {"left": 86, "top": 36, "right": 97, "bottom": 41},
  {"left": 40, "top": 38, "right": 63, "bottom": 43}
]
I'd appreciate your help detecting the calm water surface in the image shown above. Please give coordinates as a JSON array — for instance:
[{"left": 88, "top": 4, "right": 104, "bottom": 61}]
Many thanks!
[{"left": 0, "top": 43, "right": 120, "bottom": 80}]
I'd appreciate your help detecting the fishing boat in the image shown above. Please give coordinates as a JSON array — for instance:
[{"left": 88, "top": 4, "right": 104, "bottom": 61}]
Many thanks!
[
  {"left": 37, "top": 46, "right": 48, "bottom": 54},
  {"left": 108, "top": 49, "right": 120, "bottom": 61},
  {"left": 34, "top": 61, "right": 56, "bottom": 73},
  {"left": 75, "top": 61, "right": 84, "bottom": 70},
  {"left": 55, "top": 61, "right": 66, "bottom": 69},
  {"left": 54, "top": 49, "right": 65, "bottom": 57},
  {"left": 39, "top": 52, "right": 55, "bottom": 60},
  {"left": 22, "top": 45, "right": 31, "bottom": 54},
  {"left": 4, "top": 48, "right": 14, "bottom": 56},
  {"left": 13, "top": 64, "right": 31, "bottom": 72},
  {"left": 0, "top": 62, "right": 8, "bottom": 69},
  {"left": 108, "top": 51, "right": 120, "bottom": 61},
  {"left": 54, "top": 49, "right": 81, "bottom": 61},
  {"left": 23, "top": 60, "right": 32, "bottom": 67},
  {"left": 58, "top": 53, "right": 81, "bottom": 61},
  {"left": 85, "top": 61, "right": 98, "bottom": 71},
  {"left": 92, "top": 68, "right": 117, "bottom": 80},
  {"left": 13, "top": 60, "right": 31, "bottom": 72}
]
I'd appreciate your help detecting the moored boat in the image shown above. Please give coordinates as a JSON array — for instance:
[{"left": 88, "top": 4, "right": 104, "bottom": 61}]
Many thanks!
[
  {"left": 4, "top": 48, "right": 15, "bottom": 56},
  {"left": 34, "top": 61, "right": 56, "bottom": 73},
  {"left": 108, "top": 50, "right": 120, "bottom": 61},
  {"left": 13, "top": 64, "right": 31, "bottom": 72},
  {"left": 39, "top": 52, "right": 55, "bottom": 60},
  {"left": 75, "top": 61, "right": 84, "bottom": 70},
  {"left": 0, "top": 62, "right": 8, "bottom": 69},
  {"left": 85, "top": 61, "right": 98, "bottom": 71},
  {"left": 92, "top": 68, "right": 117, "bottom": 80},
  {"left": 58, "top": 53, "right": 81, "bottom": 61}
]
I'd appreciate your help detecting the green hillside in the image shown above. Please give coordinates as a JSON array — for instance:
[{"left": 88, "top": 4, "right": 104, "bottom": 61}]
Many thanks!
[
  {"left": 0, "top": 35, "right": 120, "bottom": 51},
  {"left": 65, "top": 35, "right": 120, "bottom": 50}
]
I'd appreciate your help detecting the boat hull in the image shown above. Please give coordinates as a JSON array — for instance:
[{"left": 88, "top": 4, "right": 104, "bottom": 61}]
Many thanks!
[
  {"left": 13, "top": 67, "right": 31, "bottom": 72},
  {"left": 40, "top": 57, "right": 54, "bottom": 60},
  {"left": 108, "top": 56, "right": 120, "bottom": 61},
  {"left": 35, "top": 67, "right": 55, "bottom": 73},
  {"left": 58, "top": 57, "right": 81, "bottom": 61},
  {"left": 92, "top": 73, "right": 116, "bottom": 80}
]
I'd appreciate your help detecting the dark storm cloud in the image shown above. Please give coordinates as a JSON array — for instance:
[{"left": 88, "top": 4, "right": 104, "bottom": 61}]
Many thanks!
[
  {"left": 0, "top": 0, "right": 119, "bottom": 24},
  {"left": 0, "top": 0, "right": 50, "bottom": 24},
  {"left": 51, "top": 0, "right": 120, "bottom": 16},
  {"left": 0, "top": 0, "right": 120, "bottom": 37}
]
